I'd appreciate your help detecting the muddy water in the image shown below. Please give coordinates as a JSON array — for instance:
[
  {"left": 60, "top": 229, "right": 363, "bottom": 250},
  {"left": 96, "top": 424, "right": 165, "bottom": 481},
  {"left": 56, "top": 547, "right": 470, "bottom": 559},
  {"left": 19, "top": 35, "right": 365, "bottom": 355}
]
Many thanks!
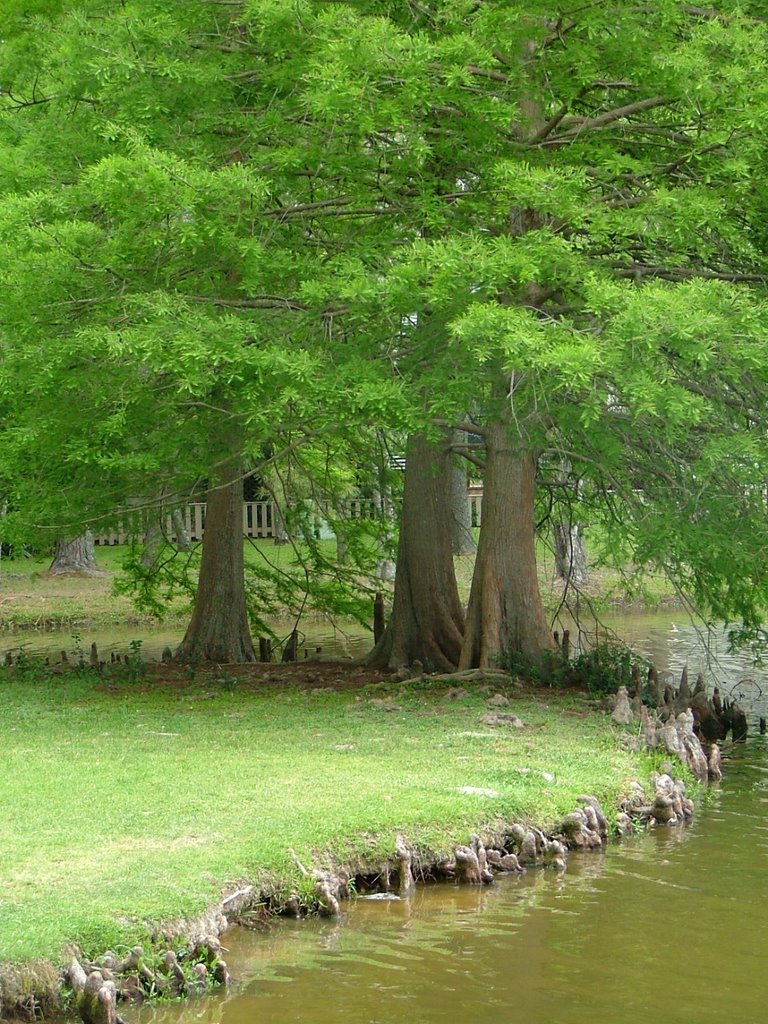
[
  {"left": 0, "top": 620, "right": 372, "bottom": 664},
  {"left": 2, "top": 606, "right": 761, "bottom": 676},
  {"left": 125, "top": 737, "right": 768, "bottom": 1024}
]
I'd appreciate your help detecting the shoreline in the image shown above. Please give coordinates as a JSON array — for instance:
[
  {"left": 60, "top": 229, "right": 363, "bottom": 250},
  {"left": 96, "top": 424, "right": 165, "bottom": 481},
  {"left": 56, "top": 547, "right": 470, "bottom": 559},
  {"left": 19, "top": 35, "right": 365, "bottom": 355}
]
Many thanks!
[
  {"left": 0, "top": 667, "right": 717, "bottom": 1024},
  {"left": 0, "top": 782, "right": 682, "bottom": 1024},
  {"left": 0, "top": 542, "right": 681, "bottom": 639}
]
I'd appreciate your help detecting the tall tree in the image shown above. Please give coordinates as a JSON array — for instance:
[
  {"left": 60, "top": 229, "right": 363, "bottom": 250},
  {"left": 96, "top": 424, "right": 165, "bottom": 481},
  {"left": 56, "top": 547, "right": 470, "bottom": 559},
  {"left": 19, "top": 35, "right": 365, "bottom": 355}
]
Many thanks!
[
  {"left": 0, "top": 0, "right": 415, "bottom": 659},
  {"left": 361, "top": 0, "right": 768, "bottom": 667},
  {"left": 368, "top": 431, "right": 464, "bottom": 672},
  {"left": 4, "top": 0, "right": 768, "bottom": 670}
]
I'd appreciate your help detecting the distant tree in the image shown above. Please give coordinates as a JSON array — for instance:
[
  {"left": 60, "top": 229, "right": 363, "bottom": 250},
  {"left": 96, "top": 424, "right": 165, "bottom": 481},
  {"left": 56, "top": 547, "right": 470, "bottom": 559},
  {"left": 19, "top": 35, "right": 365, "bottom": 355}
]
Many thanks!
[{"left": 49, "top": 533, "right": 101, "bottom": 577}]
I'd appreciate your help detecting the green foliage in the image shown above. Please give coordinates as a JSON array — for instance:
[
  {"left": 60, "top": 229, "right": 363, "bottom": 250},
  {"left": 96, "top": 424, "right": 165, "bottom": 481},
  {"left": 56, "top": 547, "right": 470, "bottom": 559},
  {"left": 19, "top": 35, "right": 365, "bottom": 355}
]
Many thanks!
[
  {"left": 567, "top": 642, "right": 644, "bottom": 698},
  {"left": 125, "top": 639, "right": 146, "bottom": 681},
  {"left": 502, "top": 638, "right": 646, "bottom": 698},
  {"left": 2, "top": 0, "right": 768, "bottom": 654}
]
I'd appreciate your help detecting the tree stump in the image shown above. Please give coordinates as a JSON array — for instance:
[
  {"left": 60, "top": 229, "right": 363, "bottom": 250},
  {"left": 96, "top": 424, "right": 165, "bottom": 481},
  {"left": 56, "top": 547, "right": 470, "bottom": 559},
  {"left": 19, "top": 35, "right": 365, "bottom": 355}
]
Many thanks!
[
  {"left": 49, "top": 532, "right": 104, "bottom": 576},
  {"left": 453, "top": 845, "right": 483, "bottom": 884},
  {"left": 395, "top": 833, "right": 415, "bottom": 893},
  {"left": 69, "top": 962, "right": 124, "bottom": 1024}
]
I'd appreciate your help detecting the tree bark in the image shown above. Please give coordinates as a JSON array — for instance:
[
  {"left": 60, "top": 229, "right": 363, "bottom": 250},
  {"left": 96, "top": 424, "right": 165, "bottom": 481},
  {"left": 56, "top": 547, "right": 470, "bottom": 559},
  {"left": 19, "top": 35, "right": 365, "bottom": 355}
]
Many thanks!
[
  {"left": 450, "top": 430, "right": 476, "bottom": 556},
  {"left": 49, "top": 531, "right": 102, "bottom": 575},
  {"left": 176, "top": 461, "right": 255, "bottom": 663},
  {"left": 367, "top": 431, "right": 464, "bottom": 672},
  {"left": 171, "top": 507, "right": 192, "bottom": 551},
  {"left": 552, "top": 460, "right": 588, "bottom": 584},
  {"left": 460, "top": 408, "right": 554, "bottom": 670},
  {"left": 553, "top": 521, "right": 588, "bottom": 585}
]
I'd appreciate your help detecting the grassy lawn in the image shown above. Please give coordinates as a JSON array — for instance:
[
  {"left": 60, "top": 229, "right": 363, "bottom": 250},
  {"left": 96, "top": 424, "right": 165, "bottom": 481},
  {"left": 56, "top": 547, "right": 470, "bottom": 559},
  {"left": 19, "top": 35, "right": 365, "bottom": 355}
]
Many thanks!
[
  {"left": 0, "top": 536, "right": 678, "bottom": 635},
  {"left": 0, "top": 540, "right": 323, "bottom": 631},
  {"left": 0, "top": 669, "right": 653, "bottom": 968}
]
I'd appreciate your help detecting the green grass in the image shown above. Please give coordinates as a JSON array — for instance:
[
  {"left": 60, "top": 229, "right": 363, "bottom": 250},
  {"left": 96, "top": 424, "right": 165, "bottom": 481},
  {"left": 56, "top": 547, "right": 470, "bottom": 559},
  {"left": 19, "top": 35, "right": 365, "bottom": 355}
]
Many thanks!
[
  {"left": 0, "top": 534, "right": 678, "bottom": 634},
  {"left": 0, "top": 670, "right": 652, "bottom": 967}
]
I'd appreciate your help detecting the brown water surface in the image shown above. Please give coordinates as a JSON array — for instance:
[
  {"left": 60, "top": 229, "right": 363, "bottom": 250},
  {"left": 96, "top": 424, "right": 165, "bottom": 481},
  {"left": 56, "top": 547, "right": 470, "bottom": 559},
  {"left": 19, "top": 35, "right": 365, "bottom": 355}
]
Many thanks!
[{"left": 124, "top": 736, "right": 768, "bottom": 1024}]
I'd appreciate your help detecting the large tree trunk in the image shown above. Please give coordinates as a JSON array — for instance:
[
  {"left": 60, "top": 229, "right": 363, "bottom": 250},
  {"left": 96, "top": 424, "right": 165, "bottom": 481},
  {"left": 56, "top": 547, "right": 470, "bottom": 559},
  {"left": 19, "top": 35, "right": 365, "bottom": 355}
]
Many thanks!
[
  {"left": 450, "top": 430, "right": 476, "bottom": 556},
  {"left": 367, "top": 432, "right": 464, "bottom": 672},
  {"left": 49, "top": 531, "right": 102, "bottom": 576},
  {"left": 460, "top": 412, "right": 554, "bottom": 670},
  {"left": 176, "top": 462, "right": 255, "bottom": 663}
]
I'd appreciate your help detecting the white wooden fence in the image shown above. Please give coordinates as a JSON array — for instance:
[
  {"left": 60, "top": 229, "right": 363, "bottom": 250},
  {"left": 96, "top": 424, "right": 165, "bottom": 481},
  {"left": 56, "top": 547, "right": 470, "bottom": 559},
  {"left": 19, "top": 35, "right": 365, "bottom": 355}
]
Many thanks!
[{"left": 93, "top": 492, "right": 483, "bottom": 546}]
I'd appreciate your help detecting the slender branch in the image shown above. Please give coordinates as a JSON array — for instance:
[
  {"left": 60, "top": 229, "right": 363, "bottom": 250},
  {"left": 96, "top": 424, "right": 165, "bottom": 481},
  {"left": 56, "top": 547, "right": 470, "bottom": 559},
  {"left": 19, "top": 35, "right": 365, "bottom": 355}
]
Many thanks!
[
  {"left": 262, "top": 196, "right": 355, "bottom": 218},
  {"left": 556, "top": 95, "right": 670, "bottom": 135},
  {"left": 184, "top": 294, "right": 308, "bottom": 311},
  {"left": 528, "top": 81, "right": 639, "bottom": 145},
  {"left": 528, "top": 103, "right": 570, "bottom": 145},
  {"left": 604, "top": 261, "right": 768, "bottom": 284},
  {"left": 0, "top": 89, "right": 57, "bottom": 110},
  {"left": 455, "top": 449, "right": 486, "bottom": 471},
  {"left": 466, "top": 64, "right": 509, "bottom": 84},
  {"left": 435, "top": 418, "right": 488, "bottom": 438}
]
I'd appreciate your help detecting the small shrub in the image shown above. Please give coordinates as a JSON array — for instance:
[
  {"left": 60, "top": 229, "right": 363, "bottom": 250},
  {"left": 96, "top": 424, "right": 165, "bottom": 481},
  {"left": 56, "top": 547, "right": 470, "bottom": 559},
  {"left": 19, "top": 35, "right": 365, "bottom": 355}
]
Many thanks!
[
  {"left": 122, "top": 639, "right": 147, "bottom": 681},
  {"left": 500, "top": 639, "right": 645, "bottom": 696},
  {"left": 568, "top": 641, "right": 641, "bottom": 696}
]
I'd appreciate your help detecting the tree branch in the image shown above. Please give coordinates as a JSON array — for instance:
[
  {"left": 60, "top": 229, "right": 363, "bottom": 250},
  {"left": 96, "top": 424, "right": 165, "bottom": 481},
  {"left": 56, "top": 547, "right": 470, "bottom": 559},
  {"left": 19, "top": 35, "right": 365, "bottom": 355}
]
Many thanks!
[
  {"left": 0, "top": 89, "right": 57, "bottom": 110},
  {"left": 454, "top": 449, "right": 486, "bottom": 471},
  {"left": 527, "top": 81, "right": 640, "bottom": 145},
  {"left": 555, "top": 95, "right": 670, "bottom": 135},
  {"left": 466, "top": 63, "right": 509, "bottom": 84},
  {"left": 604, "top": 261, "right": 768, "bottom": 284},
  {"left": 185, "top": 294, "right": 308, "bottom": 311}
]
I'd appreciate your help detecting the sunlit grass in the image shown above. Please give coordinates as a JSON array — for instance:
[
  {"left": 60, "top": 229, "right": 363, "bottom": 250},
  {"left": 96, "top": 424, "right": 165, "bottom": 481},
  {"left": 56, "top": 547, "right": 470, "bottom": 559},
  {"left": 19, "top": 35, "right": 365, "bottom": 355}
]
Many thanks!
[{"left": 0, "top": 671, "right": 649, "bottom": 966}]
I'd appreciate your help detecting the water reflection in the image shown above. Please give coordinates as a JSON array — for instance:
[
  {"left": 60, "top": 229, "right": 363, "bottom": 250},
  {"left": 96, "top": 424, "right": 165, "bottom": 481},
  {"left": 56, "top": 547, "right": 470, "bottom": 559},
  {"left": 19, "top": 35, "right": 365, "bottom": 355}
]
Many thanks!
[
  {"left": 0, "top": 620, "right": 373, "bottom": 664},
  {"left": 3, "top": 608, "right": 765, "bottom": 686}
]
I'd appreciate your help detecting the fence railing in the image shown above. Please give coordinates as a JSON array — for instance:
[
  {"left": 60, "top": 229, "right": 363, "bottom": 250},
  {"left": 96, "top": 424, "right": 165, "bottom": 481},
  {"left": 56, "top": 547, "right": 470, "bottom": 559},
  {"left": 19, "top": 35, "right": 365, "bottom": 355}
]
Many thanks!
[{"left": 93, "top": 491, "right": 484, "bottom": 546}]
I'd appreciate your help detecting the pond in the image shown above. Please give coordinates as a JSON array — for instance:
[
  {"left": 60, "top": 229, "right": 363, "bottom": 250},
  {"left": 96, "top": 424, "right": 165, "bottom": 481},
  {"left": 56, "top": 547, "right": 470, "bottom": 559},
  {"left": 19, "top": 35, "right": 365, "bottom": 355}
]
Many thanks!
[
  {"left": 0, "top": 605, "right": 759, "bottom": 669},
  {"left": 4, "top": 608, "right": 766, "bottom": 718},
  {"left": 122, "top": 735, "right": 768, "bottom": 1024},
  {"left": 0, "top": 619, "right": 372, "bottom": 665}
]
